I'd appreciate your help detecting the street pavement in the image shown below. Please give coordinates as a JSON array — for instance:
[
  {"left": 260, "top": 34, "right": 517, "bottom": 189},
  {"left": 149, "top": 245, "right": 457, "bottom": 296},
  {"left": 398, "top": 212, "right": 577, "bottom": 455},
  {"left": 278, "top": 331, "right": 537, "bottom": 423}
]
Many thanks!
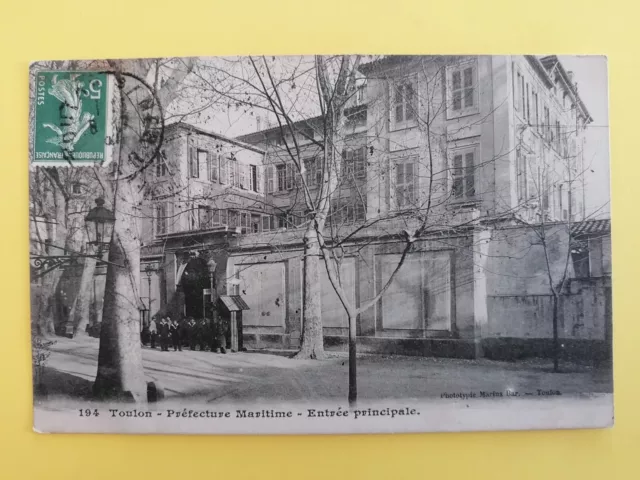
[{"left": 37, "top": 335, "right": 612, "bottom": 404}]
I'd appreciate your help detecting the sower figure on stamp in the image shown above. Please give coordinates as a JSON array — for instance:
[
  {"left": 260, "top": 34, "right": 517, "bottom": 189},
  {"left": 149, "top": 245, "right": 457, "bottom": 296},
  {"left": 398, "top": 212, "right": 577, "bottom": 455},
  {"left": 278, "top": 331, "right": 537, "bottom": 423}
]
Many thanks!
[
  {"left": 149, "top": 316, "right": 157, "bottom": 349},
  {"left": 159, "top": 317, "right": 170, "bottom": 351},
  {"left": 170, "top": 318, "right": 182, "bottom": 351}
]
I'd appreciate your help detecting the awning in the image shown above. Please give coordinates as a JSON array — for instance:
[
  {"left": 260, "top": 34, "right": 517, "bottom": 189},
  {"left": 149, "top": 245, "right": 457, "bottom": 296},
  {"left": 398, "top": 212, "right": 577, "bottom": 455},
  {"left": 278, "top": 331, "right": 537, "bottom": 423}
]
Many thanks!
[{"left": 218, "top": 295, "right": 250, "bottom": 312}]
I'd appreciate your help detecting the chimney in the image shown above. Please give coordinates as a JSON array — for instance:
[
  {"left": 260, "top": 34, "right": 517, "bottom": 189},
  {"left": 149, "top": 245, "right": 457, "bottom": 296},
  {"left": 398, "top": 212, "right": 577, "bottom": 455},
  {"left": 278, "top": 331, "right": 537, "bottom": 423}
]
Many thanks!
[{"left": 256, "top": 115, "right": 261, "bottom": 132}]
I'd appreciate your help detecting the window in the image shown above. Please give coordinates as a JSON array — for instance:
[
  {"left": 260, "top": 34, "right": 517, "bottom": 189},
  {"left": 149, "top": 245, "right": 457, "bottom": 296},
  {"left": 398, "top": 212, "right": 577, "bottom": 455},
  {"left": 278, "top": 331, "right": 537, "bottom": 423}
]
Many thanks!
[
  {"left": 262, "top": 215, "right": 273, "bottom": 232},
  {"left": 355, "top": 201, "right": 366, "bottom": 221},
  {"left": 346, "top": 105, "right": 367, "bottom": 129},
  {"left": 543, "top": 105, "right": 550, "bottom": 142},
  {"left": 286, "top": 164, "right": 294, "bottom": 190},
  {"left": 558, "top": 184, "right": 568, "bottom": 220},
  {"left": 239, "top": 163, "right": 247, "bottom": 189},
  {"left": 514, "top": 69, "right": 524, "bottom": 112},
  {"left": 250, "top": 165, "right": 258, "bottom": 192},
  {"left": 448, "top": 61, "right": 478, "bottom": 118},
  {"left": 155, "top": 204, "right": 167, "bottom": 236},
  {"left": 276, "top": 164, "right": 287, "bottom": 192},
  {"left": 393, "top": 79, "right": 417, "bottom": 123},
  {"left": 156, "top": 151, "right": 168, "bottom": 177},
  {"left": 227, "top": 210, "right": 238, "bottom": 228},
  {"left": 356, "top": 83, "right": 366, "bottom": 105},
  {"left": 207, "top": 153, "right": 219, "bottom": 182},
  {"left": 291, "top": 211, "right": 306, "bottom": 227},
  {"left": 452, "top": 149, "right": 476, "bottom": 200},
  {"left": 266, "top": 165, "right": 275, "bottom": 192},
  {"left": 228, "top": 157, "right": 238, "bottom": 186},
  {"left": 240, "top": 212, "right": 250, "bottom": 234},
  {"left": 304, "top": 157, "right": 317, "bottom": 186},
  {"left": 516, "top": 150, "right": 537, "bottom": 203},
  {"left": 72, "top": 183, "right": 82, "bottom": 194},
  {"left": 198, "top": 205, "right": 211, "bottom": 229},
  {"left": 354, "top": 146, "right": 366, "bottom": 179},
  {"left": 395, "top": 160, "right": 417, "bottom": 208},
  {"left": 251, "top": 214, "right": 261, "bottom": 233},
  {"left": 555, "top": 121, "right": 561, "bottom": 152},
  {"left": 342, "top": 146, "right": 367, "bottom": 180},
  {"left": 298, "top": 126, "right": 314, "bottom": 142},
  {"left": 188, "top": 147, "right": 199, "bottom": 178},
  {"left": 219, "top": 155, "right": 228, "bottom": 185}
]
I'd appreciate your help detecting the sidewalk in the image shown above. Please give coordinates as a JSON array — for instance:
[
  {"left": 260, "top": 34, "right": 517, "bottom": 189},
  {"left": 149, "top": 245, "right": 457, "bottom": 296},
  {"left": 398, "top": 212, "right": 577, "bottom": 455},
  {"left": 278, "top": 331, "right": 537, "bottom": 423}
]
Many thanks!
[{"left": 37, "top": 335, "right": 612, "bottom": 404}]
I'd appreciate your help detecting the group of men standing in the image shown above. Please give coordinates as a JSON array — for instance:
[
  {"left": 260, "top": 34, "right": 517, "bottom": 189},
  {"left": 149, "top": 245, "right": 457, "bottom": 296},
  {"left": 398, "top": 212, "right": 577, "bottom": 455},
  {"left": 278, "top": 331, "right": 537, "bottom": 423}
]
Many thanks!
[{"left": 145, "top": 316, "right": 227, "bottom": 353}]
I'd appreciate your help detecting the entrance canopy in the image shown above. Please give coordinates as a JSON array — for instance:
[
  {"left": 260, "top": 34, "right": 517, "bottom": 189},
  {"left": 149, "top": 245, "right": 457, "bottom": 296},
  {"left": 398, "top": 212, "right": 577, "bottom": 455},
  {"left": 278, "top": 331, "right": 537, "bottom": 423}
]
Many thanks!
[{"left": 218, "top": 295, "right": 250, "bottom": 313}]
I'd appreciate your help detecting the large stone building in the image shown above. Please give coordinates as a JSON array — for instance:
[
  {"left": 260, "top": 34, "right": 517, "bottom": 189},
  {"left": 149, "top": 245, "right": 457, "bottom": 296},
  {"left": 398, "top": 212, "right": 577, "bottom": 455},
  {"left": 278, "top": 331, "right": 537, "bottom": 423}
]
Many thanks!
[{"left": 38, "top": 55, "right": 611, "bottom": 360}]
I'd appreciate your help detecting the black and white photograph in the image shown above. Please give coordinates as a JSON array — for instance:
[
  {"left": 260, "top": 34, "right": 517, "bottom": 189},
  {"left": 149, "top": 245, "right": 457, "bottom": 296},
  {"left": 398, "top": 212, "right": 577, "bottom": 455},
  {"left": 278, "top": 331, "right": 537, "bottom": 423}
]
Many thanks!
[{"left": 29, "top": 55, "right": 612, "bottom": 434}]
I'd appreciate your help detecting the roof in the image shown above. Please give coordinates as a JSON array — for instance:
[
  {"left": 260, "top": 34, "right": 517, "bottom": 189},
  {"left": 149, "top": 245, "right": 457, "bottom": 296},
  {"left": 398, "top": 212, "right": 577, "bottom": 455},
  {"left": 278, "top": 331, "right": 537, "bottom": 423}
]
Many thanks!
[
  {"left": 572, "top": 219, "right": 610, "bottom": 237},
  {"left": 166, "top": 122, "right": 265, "bottom": 154},
  {"left": 235, "top": 115, "right": 324, "bottom": 144},
  {"left": 218, "top": 295, "right": 250, "bottom": 312},
  {"left": 539, "top": 55, "right": 593, "bottom": 123}
]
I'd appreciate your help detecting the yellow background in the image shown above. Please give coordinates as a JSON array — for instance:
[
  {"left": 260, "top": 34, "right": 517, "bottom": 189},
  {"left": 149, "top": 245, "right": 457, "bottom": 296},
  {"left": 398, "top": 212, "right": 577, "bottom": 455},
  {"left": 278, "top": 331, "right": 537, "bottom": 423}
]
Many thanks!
[{"left": 0, "top": 1, "right": 635, "bottom": 478}]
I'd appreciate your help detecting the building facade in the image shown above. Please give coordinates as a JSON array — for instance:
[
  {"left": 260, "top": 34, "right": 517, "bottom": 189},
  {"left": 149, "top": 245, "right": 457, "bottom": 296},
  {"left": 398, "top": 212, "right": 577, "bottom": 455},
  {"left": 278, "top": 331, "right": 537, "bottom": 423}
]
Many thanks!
[{"left": 35, "top": 55, "right": 610, "bottom": 360}]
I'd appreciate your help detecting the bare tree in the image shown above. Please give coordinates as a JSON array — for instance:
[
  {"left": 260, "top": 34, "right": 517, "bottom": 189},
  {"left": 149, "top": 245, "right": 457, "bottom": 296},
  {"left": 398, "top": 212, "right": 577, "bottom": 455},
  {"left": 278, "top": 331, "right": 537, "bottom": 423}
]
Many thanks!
[{"left": 194, "top": 55, "right": 492, "bottom": 403}]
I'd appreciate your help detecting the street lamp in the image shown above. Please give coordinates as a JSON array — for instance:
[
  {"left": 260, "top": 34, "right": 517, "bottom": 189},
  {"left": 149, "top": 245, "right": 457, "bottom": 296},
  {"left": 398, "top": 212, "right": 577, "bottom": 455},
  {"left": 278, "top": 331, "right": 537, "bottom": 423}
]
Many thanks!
[
  {"left": 207, "top": 257, "right": 217, "bottom": 298},
  {"left": 30, "top": 197, "right": 116, "bottom": 279},
  {"left": 144, "top": 263, "right": 154, "bottom": 311},
  {"left": 84, "top": 198, "right": 116, "bottom": 254}
]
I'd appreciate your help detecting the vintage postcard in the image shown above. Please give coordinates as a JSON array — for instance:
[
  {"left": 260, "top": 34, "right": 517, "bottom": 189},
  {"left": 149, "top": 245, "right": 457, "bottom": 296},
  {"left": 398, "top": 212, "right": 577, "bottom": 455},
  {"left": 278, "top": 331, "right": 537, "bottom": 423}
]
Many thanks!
[{"left": 29, "top": 55, "right": 612, "bottom": 434}]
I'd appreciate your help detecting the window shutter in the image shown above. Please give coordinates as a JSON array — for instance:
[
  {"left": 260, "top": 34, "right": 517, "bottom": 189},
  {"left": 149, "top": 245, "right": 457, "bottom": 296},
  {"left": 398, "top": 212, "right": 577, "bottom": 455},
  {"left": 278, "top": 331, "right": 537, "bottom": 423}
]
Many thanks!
[
  {"left": 206, "top": 152, "right": 212, "bottom": 182},
  {"left": 239, "top": 164, "right": 247, "bottom": 189},
  {"left": 220, "top": 155, "right": 228, "bottom": 184},
  {"left": 257, "top": 165, "right": 264, "bottom": 193},
  {"left": 356, "top": 146, "right": 366, "bottom": 179},
  {"left": 266, "top": 165, "right": 274, "bottom": 193},
  {"left": 286, "top": 163, "right": 293, "bottom": 190},
  {"left": 452, "top": 154, "right": 463, "bottom": 198},
  {"left": 464, "top": 152, "right": 475, "bottom": 197},
  {"left": 525, "top": 154, "right": 536, "bottom": 200}
]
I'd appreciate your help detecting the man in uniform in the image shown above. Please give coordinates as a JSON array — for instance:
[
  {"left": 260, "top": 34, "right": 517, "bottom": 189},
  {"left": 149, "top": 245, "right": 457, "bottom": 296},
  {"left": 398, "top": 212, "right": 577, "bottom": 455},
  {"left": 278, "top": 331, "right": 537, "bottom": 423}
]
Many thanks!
[
  {"left": 149, "top": 316, "right": 158, "bottom": 349},
  {"left": 186, "top": 317, "right": 197, "bottom": 350},
  {"left": 197, "top": 318, "right": 208, "bottom": 351},
  {"left": 159, "top": 317, "right": 170, "bottom": 351},
  {"left": 170, "top": 317, "right": 182, "bottom": 351}
]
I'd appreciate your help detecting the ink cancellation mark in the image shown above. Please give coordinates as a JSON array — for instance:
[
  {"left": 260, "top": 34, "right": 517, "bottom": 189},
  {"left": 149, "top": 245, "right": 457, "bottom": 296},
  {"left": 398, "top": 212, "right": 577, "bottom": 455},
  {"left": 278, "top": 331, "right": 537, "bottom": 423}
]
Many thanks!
[{"left": 33, "top": 71, "right": 113, "bottom": 168}]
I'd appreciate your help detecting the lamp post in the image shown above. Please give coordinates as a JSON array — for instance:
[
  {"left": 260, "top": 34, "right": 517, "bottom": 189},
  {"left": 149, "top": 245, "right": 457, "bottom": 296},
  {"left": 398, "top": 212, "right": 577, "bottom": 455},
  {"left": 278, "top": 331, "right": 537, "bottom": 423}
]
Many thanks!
[
  {"left": 207, "top": 257, "right": 217, "bottom": 300},
  {"left": 30, "top": 198, "right": 116, "bottom": 278},
  {"left": 139, "top": 301, "right": 149, "bottom": 333},
  {"left": 31, "top": 198, "right": 115, "bottom": 338},
  {"left": 144, "top": 263, "right": 154, "bottom": 312},
  {"left": 84, "top": 198, "right": 116, "bottom": 255}
]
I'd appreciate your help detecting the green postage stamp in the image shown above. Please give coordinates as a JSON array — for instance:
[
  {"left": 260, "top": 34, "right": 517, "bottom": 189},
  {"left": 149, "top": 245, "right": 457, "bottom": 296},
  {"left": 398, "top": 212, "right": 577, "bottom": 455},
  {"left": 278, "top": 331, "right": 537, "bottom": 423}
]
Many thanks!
[{"left": 32, "top": 71, "right": 113, "bottom": 167}]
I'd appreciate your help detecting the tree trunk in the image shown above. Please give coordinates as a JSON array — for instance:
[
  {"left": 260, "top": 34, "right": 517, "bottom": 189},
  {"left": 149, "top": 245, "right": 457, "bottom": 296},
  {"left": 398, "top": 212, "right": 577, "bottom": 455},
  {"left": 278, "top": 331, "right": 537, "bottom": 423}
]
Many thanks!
[
  {"left": 552, "top": 293, "right": 560, "bottom": 373},
  {"left": 69, "top": 256, "right": 97, "bottom": 336},
  {"left": 93, "top": 179, "right": 146, "bottom": 402},
  {"left": 295, "top": 227, "right": 326, "bottom": 359},
  {"left": 348, "top": 313, "right": 357, "bottom": 405}
]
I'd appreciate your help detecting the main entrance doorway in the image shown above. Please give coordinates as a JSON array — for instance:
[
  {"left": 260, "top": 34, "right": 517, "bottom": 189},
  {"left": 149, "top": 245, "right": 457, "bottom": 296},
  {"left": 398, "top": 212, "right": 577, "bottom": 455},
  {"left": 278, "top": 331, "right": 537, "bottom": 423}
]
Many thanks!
[{"left": 180, "top": 257, "right": 211, "bottom": 319}]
